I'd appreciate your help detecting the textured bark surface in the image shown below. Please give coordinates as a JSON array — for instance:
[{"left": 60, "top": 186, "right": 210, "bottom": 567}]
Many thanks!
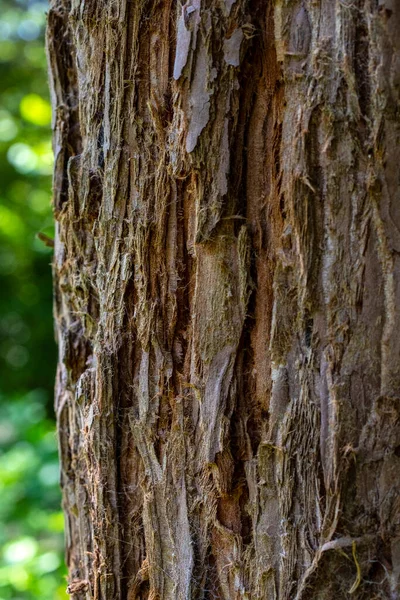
[{"left": 47, "top": 1, "right": 400, "bottom": 598}]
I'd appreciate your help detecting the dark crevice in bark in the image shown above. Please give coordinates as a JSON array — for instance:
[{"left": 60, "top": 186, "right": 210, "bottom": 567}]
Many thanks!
[
  {"left": 354, "top": 15, "right": 371, "bottom": 120},
  {"left": 47, "top": 2, "right": 82, "bottom": 214}
]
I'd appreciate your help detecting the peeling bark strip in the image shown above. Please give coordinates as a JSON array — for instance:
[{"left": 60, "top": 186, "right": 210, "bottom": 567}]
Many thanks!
[{"left": 47, "top": 1, "right": 400, "bottom": 599}]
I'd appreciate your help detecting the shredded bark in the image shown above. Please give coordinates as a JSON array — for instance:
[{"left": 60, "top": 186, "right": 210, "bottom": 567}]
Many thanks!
[{"left": 47, "top": 1, "right": 400, "bottom": 598}]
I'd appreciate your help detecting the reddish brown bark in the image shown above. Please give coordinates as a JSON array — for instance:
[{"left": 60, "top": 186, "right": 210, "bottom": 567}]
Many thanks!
[{"left": 47, "top": 1, "right": 400, "bottom": 598}]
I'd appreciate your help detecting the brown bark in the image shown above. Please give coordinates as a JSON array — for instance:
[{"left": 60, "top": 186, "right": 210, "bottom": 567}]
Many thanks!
[{"left": 47, "top": 1, "right": 400, "bottom": 598}]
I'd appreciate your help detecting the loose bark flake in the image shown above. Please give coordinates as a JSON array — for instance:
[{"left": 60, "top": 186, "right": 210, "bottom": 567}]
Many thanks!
[{"left": 47, "top": 1, "right": 400, "bottom": 599}]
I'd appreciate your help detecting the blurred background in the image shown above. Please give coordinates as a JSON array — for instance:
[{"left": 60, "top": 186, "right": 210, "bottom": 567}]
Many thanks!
[{"left": 0, "top": 0, "right": 66, "bottom": 598}]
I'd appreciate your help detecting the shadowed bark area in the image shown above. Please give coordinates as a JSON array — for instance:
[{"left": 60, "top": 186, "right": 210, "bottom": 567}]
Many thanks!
[{"left": 47, "top": 1, "right": 400, "bottom": 598}]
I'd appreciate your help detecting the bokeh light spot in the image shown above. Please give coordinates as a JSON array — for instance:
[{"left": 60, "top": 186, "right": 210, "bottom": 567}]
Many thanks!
[
  {"left": 0, "top": 21, "right": 12, "bottom": 40},
  {"left": 6, "top": 345, "right": 29, "bottom": 369},
  {"left": 7, "top": 143, "right": 38, "bottom": 174},
  {"left": 38, "top": 463, "right": 60, "bottom": 487},
  {"left": 17, "top": 20, "right": 40, "bottom": 41},
  {"left": 0, "top": 111, "right": 18, "bottom": 141},
  {"left": 3, "top": 537, "right": 38, "bottom": 565},
  {"left": 0, "top": 205, "right": 25, "bottom": 238},
  {"left": 28, "top": 189, "right": 51, "bottom": 214},
  {"left": 0, "top": 40, "right": 18, "bottom": 62},
  {"left": 34, "top": 552, "right": 61, "bottom": 574},
  {"left": 20, "top": 94, "right": 51, "bottom": 126}
]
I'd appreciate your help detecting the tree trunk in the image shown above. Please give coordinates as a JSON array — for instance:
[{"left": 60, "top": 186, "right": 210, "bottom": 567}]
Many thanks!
[{"left": 47, "top": 1, "right": 400, "bottom": 598}]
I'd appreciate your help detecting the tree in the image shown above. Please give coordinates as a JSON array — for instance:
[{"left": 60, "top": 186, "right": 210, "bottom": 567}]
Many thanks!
[{"left": 47, "top": 1, "right": 400, "bottom": 598}]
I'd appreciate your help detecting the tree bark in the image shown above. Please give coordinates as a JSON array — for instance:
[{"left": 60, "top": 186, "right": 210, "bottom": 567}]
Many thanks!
[{"left": 47, "top": 1, "right": 400, "bottom": 598}]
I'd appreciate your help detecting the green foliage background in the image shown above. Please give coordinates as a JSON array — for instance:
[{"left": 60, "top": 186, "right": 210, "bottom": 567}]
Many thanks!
[{"left": 0, "top": 1, "right": 67, "bottom": 598}]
